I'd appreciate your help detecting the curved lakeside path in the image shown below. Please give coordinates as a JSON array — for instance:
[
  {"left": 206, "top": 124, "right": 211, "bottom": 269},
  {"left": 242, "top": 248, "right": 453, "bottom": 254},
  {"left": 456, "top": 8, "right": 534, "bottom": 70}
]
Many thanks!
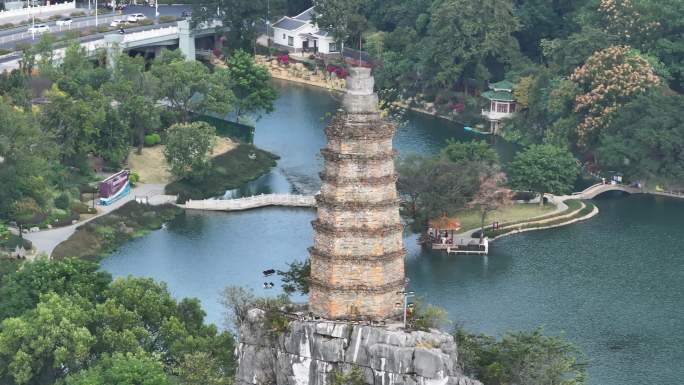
[{"left": 24, "top": 183, "right": 169, "bottom": 258}]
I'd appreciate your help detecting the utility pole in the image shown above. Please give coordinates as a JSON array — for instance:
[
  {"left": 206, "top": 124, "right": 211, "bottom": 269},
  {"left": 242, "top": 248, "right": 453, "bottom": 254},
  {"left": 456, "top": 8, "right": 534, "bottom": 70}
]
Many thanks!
[{"left": 95, "top": 0, "right": 98, "bottom": 26}]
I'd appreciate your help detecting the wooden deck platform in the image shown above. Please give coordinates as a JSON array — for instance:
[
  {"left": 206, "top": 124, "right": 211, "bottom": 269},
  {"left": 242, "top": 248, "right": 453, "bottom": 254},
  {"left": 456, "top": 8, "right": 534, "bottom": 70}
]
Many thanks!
[{"left": 444, "top": 238, "right": 489, "bottom": 255}]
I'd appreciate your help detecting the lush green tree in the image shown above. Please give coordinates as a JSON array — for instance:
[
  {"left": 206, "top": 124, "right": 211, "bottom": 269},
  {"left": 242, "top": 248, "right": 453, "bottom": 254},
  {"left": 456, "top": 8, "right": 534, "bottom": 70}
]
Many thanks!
[
  {"left": 540, "top": 27, "right": 615, "bottom": 75},
  {"left": 644, "top": 0, "right": 684, "bottom": 92},
  {"left": 441, "top": 140, "right": 500, "bottom": 166},
  {"left": 509, "top": 144, "right": 580, "bottom": 204},
  {"left": 10, "top": 198, "right": 46, "bottom": 239},
  {"left": 0, "top": 259, "right": 237, "bottom": 384},
  {"left": 0, "top": 222, "right": 9, "bottom": 248},
  {"left": 597, "top": 92, "right": 684, "bottom": 185},
  {"left": 0, "top": 70, "right": 32, "bottom": 110},
  {"left": 151, "top": 50, "right": 213, "bottom": 123},
  {"left": 94, "top": 105, "right": 130, "bottom": 167},
  {"left": 105, "top": 277, "right": 178, "bottom": 337},
  {"left": 65, "top": 351, "right": 173, "bottom": 385},
  {"left": 49, "top": 43, "right": 110, "bottom": 97},
  {"left": 513, "top": 0, "right": 588, "bottom": 60},
  {"left": 421, "top": 0, "right": 520, "bottom": 91},
  {"left": 164, "top": 122, "right": 217, "bottom": 179},
  {"left": 0, "top": 258, "right": 111, "bottom": 319},
  {"left": 191, "top": 0, "right": 282, "bottom": 52},
  {"left": 224, "top": 50, "right": 276, "bottom": 123},
  {"left": 0, "top": 100, "right": 54, "bottom": 220},
  {"left": 106, "top": 54, "right": 161, "bottom": 155},
  {"left": 313, "top": 0, "right": 368, "bottom": 47},
  {"left": 41, "top": 86, "right": 107, "bottom": 166},
  {"left": 0, "top": 293, "right": 95, "bottom": 385},
  {"left": 174, "top": 352, "right": 232, "bottom": 385},
  {"left": 456, "top": 327, "right": 587, "bottom": 385},
  {"left": 397, "top": 155, "right": 480, "bottom": 228},
  {"left": 277, "top": 258, "right": 310, "bottom": 295}
]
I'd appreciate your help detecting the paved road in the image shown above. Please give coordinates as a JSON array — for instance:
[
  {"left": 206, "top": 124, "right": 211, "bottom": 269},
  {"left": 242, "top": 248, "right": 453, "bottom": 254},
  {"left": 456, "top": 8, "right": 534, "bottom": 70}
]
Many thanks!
[
  {"left": 24, "top": 183, "right": 165, "bottom": 258},
  {"left": 0, "top": 4, "right": 189, "bottom": 49}
]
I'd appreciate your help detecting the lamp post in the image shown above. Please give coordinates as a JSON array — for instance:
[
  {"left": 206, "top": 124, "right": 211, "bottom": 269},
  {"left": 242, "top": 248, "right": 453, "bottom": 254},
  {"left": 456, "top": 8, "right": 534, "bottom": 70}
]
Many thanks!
[
  {"left": 155, "top": 0, "right": 159, "bottom": 18},
  {"left": 396, "top": 290, "right": 415, "bottom": 329},
  {"left": 95, "top": 0, "right": 98, "bottom": 26}
]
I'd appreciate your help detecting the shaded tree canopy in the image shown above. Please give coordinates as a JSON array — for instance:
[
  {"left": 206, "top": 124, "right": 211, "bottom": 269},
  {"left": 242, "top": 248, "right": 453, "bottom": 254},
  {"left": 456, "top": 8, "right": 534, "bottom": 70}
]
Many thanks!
[
  {"left": 0, "top": 259, "right": 236, "bottom": 385},
  {"left": 509, "top": 144, "right": 580, "bottom": 201},
  {"left": 597, "top": 92, "right": 684, "bottom": 185}
]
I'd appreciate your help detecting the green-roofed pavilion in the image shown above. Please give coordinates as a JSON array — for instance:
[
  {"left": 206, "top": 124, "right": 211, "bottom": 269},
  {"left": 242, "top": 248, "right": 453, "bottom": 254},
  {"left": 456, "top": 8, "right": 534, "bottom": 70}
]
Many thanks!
[{"left": 481, "top": 80, "right": 517, "bottom": 134}]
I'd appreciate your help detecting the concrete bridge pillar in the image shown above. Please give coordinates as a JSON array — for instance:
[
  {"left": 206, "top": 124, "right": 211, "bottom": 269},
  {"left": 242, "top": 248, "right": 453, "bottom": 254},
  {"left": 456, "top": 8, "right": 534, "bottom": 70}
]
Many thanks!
[
  {"left": 177, "top": 20, "right": 196, "bottom": 61},
  {"left": 104, "top": 34, "right": 124, "bottom": 69}
]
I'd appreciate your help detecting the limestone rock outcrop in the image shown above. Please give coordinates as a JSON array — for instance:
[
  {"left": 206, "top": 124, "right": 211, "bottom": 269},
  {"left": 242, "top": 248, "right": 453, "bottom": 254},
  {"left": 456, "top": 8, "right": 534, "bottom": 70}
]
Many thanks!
[{"left": 235, "top": 309, "right": 482, "bottom": 385}]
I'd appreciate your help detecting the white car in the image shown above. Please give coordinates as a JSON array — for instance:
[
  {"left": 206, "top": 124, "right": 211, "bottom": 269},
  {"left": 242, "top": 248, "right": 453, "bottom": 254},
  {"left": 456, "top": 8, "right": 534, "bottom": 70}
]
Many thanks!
[
  {"left": 110, "top": 19, "right": 126, "bottom": 27},
  {"left": 55, "top": 17, "right": 72, "bottom": 27},
  {"left": 126, "top": 13, "right": 147, "bottom": 23},
  {"left": 28, "top": 24, "right": 50, "bottom": 34}
]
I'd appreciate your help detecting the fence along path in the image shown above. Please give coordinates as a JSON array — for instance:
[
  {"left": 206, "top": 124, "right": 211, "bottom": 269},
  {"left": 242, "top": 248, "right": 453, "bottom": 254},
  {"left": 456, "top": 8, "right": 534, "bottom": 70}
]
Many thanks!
[{"left": 182, "top": 194, "right": 316, "bottom": 211}]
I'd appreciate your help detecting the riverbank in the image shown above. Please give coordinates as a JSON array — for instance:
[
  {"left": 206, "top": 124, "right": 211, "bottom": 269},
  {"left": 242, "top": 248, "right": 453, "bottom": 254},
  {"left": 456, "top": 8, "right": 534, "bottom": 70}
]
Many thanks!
[
  {"left": 51, "top": 201, "right": 182, "bottom": 260},
  {"left": 486, "top": 200, "right": 598, "bottom": 240},
  {"left": 257, "top": 59, "right": 478, "bottom": 129}
]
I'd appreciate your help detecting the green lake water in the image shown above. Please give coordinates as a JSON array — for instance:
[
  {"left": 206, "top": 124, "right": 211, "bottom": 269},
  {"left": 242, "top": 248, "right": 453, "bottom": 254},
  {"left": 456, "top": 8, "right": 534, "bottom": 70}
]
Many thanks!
[{"left": 101, "top": 81, "right": 684, "bottom": 385}]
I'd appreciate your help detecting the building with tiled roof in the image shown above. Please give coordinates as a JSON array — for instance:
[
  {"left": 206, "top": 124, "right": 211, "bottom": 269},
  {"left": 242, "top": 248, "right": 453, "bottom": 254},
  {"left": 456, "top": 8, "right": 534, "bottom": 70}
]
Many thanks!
[{"left": 271, "top": 6, "right": 339, "bottom": 55}]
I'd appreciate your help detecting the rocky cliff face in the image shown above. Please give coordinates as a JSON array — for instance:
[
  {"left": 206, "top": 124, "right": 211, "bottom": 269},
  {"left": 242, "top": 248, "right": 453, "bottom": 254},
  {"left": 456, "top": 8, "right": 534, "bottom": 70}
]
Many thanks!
[{"left": 235, "top": 309, "right": 482, "bottom": 385}]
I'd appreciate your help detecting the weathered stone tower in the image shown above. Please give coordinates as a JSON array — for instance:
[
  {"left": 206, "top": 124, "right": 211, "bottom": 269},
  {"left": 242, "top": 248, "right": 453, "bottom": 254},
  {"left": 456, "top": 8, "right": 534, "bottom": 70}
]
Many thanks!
[{"left": 309, "top": 67, "right": 405, "bottom": 321}]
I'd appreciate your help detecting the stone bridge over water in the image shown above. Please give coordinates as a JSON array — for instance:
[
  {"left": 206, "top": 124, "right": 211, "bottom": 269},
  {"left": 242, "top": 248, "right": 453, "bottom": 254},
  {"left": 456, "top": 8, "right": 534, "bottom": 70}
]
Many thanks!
[
  {"left": 182, "top": 194, "right": 316, "bottom": 212},
  {"left": 571, "top": 183, "right": 642, "bottom": 199}
]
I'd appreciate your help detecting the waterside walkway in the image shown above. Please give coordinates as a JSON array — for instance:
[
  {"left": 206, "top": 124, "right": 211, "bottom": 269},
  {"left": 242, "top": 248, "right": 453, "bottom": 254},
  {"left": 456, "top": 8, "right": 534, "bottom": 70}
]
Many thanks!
[{"left": 22, "top": 183, "right": 166, "bottom": 258}]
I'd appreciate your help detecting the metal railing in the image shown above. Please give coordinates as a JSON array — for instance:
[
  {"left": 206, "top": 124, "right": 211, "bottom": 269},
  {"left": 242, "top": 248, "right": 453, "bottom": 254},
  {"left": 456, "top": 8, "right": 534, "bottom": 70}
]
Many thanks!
[
  {"left": 0, "top": 14, "right": 121, "bottom": 44},
  {"left": 122, "top": 25, "right": 178, "bottom": 43}
]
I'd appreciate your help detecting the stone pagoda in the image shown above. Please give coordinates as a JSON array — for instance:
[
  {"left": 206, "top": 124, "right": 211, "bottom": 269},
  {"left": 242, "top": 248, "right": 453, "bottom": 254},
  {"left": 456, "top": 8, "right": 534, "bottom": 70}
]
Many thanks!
[
  {"left": 234, "top": 68, "right": 480, "bottom": 385},
  {"left": 309, "top": 67, "right": 405, "bottom": 321}
]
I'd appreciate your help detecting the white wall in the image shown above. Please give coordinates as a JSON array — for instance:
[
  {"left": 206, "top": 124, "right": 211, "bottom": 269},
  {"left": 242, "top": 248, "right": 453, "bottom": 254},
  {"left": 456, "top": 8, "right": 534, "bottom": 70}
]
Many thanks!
[{"left": 317, "top": 37, "right": 337, "bottom": 54}]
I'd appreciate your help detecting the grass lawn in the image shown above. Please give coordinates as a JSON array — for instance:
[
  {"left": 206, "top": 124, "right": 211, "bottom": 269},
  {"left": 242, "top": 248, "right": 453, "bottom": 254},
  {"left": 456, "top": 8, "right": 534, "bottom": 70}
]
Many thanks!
[
  {"left": 165, "top": 143, "right": 279, "bottom": 201},
  {"left": 456, "top": 203, "right": 557, "bottom": 233},
  {"left": 127, "top": 136, "right": 237, "bottom": 185}
]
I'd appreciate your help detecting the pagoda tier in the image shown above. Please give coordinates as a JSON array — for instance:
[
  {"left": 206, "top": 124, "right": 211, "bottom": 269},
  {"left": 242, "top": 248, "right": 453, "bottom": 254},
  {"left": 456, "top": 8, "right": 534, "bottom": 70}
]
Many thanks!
[{"left": 309, "top": 67, "right": 405, "bottom": 321}]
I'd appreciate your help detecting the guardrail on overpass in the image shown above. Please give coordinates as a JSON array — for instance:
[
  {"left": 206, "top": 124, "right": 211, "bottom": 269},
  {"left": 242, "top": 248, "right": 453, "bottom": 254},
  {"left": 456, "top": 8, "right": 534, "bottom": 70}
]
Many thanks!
[{"left": 0, "top": 1, "right": 75, "bottom": 22}]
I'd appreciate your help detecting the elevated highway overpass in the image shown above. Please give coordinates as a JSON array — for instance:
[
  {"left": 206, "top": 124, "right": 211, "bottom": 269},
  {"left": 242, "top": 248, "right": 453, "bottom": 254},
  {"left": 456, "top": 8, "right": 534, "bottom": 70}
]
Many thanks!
[{"left": 0, "top": 19, "right": 220, "bottom": 72}]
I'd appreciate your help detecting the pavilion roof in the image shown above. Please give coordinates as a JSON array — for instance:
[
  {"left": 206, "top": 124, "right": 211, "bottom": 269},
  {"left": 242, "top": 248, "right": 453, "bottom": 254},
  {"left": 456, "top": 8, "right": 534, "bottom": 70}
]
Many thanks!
[
  {"left": 489, "top": 80, "right": 515, "bottom": 91},
  {"left": 429, "top": 215, "right": 461, "bottom": 231},
  {"left": 482, "top": 89, "right": 515, "bottom": 102}
]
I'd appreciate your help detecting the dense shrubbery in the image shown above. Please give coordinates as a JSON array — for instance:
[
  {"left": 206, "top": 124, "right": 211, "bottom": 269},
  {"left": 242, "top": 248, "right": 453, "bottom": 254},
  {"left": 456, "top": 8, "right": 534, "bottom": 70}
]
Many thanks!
[
  {"left": 53, "top": 193, "right": 71, "bottom": 210},
  {"left": 144, "top": 133, "right": 162, "bottom": 147}
]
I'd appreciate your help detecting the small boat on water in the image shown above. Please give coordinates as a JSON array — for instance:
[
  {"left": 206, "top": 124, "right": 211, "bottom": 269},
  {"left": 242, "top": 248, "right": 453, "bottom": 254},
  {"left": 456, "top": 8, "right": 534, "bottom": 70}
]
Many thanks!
[
  {"left": 99, "top": 169, "right": 131, "bottom": 206},
  {"left": 464, "top": 126, "right": 492, "bottom": 135}
]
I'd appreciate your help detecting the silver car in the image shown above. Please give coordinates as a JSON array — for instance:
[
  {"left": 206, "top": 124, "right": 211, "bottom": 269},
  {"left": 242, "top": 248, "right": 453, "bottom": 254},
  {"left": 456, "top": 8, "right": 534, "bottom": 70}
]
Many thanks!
[
  {"left": 126, "top": 13, "right": 147, "bottom": 23},
  {"left": 28, "top": 24, "right": 50, "bottom": 34}
]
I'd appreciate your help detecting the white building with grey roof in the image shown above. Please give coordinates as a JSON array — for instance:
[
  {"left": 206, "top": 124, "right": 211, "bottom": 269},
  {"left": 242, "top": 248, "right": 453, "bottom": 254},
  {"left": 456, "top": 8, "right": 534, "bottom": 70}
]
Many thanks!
[{"left": 271, "top": 6, "right": 339, "bottom": 55}]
